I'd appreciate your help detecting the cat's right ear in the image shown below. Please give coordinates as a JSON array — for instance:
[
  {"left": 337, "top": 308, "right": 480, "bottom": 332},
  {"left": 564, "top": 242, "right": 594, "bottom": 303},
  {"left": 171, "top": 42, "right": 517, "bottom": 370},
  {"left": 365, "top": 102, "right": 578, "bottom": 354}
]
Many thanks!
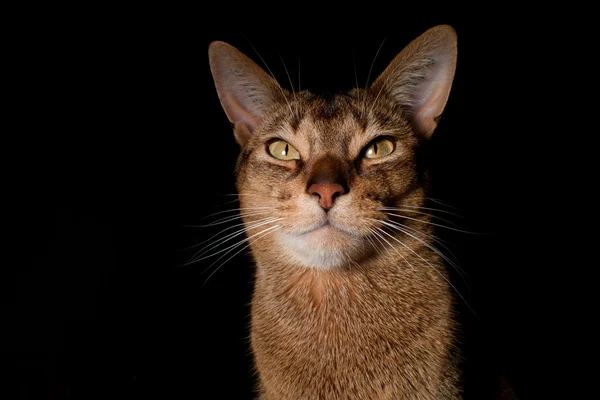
[
  {"left": 370, "top": 25, "right": 457, "bottom": 139},
  {"left": 208, "top": 41, "right": 283, "bottom": 146}
]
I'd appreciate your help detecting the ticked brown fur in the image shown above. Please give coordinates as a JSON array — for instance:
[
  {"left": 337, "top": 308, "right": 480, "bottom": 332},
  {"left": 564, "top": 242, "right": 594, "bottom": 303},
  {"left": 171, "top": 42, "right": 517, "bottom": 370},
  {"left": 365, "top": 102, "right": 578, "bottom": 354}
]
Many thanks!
[{"left": 209, "top": 25, "right": 461, "bottom": 399}]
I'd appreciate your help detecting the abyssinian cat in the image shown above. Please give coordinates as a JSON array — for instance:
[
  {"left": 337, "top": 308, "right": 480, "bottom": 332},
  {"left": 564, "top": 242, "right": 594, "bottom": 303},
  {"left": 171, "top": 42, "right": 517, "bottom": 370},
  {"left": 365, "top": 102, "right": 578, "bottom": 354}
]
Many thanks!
[{"left": 208, "top": 25, "right": 461, "bottom": 399}]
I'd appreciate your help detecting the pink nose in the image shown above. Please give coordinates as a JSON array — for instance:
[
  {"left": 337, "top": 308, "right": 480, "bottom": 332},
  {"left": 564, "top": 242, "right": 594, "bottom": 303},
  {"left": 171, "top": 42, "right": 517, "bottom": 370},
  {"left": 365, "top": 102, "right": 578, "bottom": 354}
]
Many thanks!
[{"left": 308, "top": 183, "right": 346, "bottom": 210}]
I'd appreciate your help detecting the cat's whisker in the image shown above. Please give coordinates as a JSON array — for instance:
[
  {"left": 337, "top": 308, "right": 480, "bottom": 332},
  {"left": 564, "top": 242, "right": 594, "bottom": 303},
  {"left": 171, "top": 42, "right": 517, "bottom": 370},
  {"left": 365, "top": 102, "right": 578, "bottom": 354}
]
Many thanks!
[
  {"left": 205, "top": 222, "right": 282, "bottom": 265},
  {"left": 364, "top": 230, "right": 381, "bottom": 254},
  {"left": 188, "top": 207, "right": 275, "bottom": 224},
  {"left": 245, "top": 41, "right": 297, "bottom": 122},
  {"left": 368, "top": 224, "right": 399, "bottom": 257},
  {"left": 366, "top": 44, "right": 417, "bottom": 117},
  {"left": 370, "top": 223, "right": 475, "bottom": 315},
  {"left": 298, "top": 57, "right": 301, "bottom": 93},
  {"left": 377, "top": 205, "right": 471, "bottom": 248},
  {"left": 391, "top": 221, "right": 459, "bottom": 261},
  {"left": 427, "top": 197, "right": 464, "bottom": 212},
  {"left": 193, "top": 212, "right": 271, "bottom": 229},
  {"left": 367, "top": 226, "right": 392, "bottom": 257},
  {"left": 363, "top": 37, "right": 387, "bottom": 115},
  {"left": 184, "top": 216, "right": 280, "bottom": 253},
  {"left": 195, "top": 211, "right": 275, "bottom": 228},
  {"left": 279, "top": 54, "right": 300, "bottom": 119},
  {"left": 378, "top": 205, "right": 465, "bottom": 220},
  {"left": 202, "top": 225, "right": 283, "bottom": 286},
  {"left": 353, "top": 49, "right": 360, "bottom": 92},
  {"left": 367, "top": 78, "right": 388, "bottom": 117},
  {"left": 344, "top": 251, "right": 365, "bottom": 274},
  {"left": 376, "top": 219, "right": 467, "bottom": 278},
  {"left": 386, "top": 220, "right": 438, "bottom": 243},
  {"left": 188, "top": 218, "right": 285, "bottom": 264},
  {"left": 379, "top": 207, "right": 461, "bottom": 229},
  {"left": 222, "top": 193, "right": 282, "bottom": 200},
  {"left": 383, "top": 212, "right": 479, "bottom": 235},
  {"left": 182, "top": 220, "right": 249, "bottom": 251},
  {"left": 368, "top": 225, "right": 417, "bottom": 272}
]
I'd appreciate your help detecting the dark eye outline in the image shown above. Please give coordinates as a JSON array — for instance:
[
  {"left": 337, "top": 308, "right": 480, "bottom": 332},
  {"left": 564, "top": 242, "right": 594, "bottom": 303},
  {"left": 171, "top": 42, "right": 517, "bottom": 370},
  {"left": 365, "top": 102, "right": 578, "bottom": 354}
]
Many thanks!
[
  {"left": 362, "top": 136, "right": 396, "bottom": 159},
  {"left": 266, "top": 139, "right": 301, "bottom": 161}
]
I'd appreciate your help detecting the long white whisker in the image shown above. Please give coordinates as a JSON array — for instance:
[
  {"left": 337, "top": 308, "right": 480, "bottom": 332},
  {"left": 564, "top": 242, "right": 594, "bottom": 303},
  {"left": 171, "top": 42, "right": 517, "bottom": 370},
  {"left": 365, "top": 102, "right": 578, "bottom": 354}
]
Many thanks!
[
  {"left": 377, "top": 219, "right": 466, "bottom": 278},
  {"left": 186, "top": 217, "right": 282, "bottom": 260},
  {"left": 372, "top": 225, "right": 475, "bottom": 316},
  {"left": 344, "top": 251, "right": 364, "bottom": 273},
  {"left": 351, "top": 49, "right": 366, "bottom": 118},
  {"left": 279, "top": 54, "right": 299, "bottom": 119},
  {"left": 181, "top": 207, "right": 275, "bottom": 226},
  {"left": 428, "top": 198, "right": 464, "bottom": 212},
  {"left": 207, "top": 223, "right": 281, "bottom": 267},
  {"left": 367, "top": 227, "right": 390, "bottom": 255},
  {"left": 365, "top": 37, "right": 387, "bottom": 91},
  {"left": 202, "top": 225, "right": 283, "bottom": 286},
  {"left": 205, "top": 206, "right": 274, "bottom": 216},
  {"left": 367, "top": 42, "right": 416, "bottom": 116},
  {"left": 221, "top": 193, "right": 280, "bottom": 198},
  {"left": 188, "top": 218, "right": 285, "bottom": 263},
  {"left": 392, "top": 221, "right": 459, "bottom": 261},
  {"left": 363, "top": 37, "right": 387, "bottom": 115},
  {"left": 196, "top": 211, "right": 274, "bottom": 228},
  {"left": 245, "top": 41, "right": 296, "bottom": 121},
  {"left": 298, "top": 57, "right": 301, "bottom": 92},
  {"left": 364, "top": 229, "right": 382, "bottom": 253},
  {"left": 384, "top": 212, "right": 479, "bottom": 235},
  {"left": 188, "top": 222, "right": 280, "bottom": 270},
  {"left": 182, "top": 220, "right": 250, "bottom": 251},
  {"left": 353, "top": 49, "right": 360, "bottom": 91},
  {"left": 378, "top": 205, "right": 465, "bottom": 220},
  {"left": 368, "top": 225, "right": 416, "bottom": 271},
  {"left": 380, "top": 208, "right": 461, "bottom": 228},
  {"left": 218, "top": 193, "right": 281, "bottom": 206}
]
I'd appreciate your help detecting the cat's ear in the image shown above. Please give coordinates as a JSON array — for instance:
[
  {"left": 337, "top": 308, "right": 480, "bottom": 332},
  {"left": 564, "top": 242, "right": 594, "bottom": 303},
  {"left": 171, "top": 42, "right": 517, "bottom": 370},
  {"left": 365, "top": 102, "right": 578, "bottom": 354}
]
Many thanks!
[
  {"left": 371, "top": 25, "right": 457, "bottom": 139},
  {"left": 208, "top": 41, "right": 283, "bottom": 146}
]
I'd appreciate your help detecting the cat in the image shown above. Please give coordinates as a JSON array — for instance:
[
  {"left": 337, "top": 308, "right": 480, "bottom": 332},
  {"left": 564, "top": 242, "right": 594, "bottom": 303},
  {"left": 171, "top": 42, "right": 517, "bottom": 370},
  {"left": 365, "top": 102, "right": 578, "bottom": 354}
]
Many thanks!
[{"left": 208, "top": 25, "right": 460, "bottom": 399}]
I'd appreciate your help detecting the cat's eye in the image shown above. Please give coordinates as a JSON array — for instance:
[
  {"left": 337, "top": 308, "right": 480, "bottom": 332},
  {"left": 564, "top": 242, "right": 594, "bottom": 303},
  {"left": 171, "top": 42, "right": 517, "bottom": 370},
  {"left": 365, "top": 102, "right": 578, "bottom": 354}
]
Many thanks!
[
  {"left": 363, "top": 137, "right": 395, "bottom": 159},
  {"left": 267, "top": 140, "right": 300, "bottom": 161}
]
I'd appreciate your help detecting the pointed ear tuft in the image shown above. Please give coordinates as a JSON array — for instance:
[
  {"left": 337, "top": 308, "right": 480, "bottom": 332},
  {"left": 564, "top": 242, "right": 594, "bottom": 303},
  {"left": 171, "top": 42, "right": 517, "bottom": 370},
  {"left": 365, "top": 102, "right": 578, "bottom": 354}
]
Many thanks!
[
  {"left": 370, "top": 25, "right": 457, "bottom": 139},
  {"left": 208, "top": 41, "right": 283, "bottom": 146}
]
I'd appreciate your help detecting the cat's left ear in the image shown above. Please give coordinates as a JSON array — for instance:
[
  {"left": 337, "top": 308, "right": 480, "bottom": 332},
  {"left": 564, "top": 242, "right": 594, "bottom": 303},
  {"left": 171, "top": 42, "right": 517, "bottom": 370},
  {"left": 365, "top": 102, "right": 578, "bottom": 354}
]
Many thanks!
[{"left": 370, "top": 25, "right": 457, "bottom": 139}]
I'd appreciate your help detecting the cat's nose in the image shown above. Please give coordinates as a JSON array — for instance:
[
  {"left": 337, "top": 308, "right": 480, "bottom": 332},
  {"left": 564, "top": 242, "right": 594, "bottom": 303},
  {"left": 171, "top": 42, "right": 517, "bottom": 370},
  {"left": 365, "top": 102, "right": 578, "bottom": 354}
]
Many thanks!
[
  {"left": 308, "top": 183, "right": 346, "bottom": 211},
  {"left": 306, "top": 155, "right": 349, "bottom": 210}
]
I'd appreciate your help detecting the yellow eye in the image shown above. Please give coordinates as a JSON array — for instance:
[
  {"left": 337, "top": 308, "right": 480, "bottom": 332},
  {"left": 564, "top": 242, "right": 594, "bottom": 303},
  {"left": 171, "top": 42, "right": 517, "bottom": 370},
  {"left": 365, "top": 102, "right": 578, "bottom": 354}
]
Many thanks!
[
  {"left": 364, "top": 137, "right": 395, "bottom": 159},
  {"left": 268, "top": 140, "right": 300, "bottom": 161}
]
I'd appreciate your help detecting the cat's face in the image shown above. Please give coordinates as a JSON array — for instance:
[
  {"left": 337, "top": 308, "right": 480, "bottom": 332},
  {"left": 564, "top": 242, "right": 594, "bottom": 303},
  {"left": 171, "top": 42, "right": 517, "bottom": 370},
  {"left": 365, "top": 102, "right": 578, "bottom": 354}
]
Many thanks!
[
  {"left": 209, "top": 25, "right": 457, "bottom": 270},
  {"left": 235, "top": 92, "right": 422, "bottom": 269}
]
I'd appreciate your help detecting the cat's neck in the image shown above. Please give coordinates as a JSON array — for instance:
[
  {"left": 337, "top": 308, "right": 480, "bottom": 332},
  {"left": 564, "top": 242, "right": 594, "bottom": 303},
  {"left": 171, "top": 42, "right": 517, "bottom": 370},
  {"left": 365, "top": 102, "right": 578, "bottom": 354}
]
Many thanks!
[{"left": 251, "top": 218, "right": 445, "bottom": 311}]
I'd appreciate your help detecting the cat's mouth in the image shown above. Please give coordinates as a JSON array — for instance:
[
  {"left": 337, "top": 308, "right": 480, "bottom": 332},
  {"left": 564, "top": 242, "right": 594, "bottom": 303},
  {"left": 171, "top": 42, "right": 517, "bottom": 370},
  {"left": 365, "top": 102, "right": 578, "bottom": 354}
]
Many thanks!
[
  {"left": 278, "top": 219, "right": 363, "bottom": 269},
  {"left": 302, "top": 220, "right": 348, "bottom": 236},
  {"left": 310, "top": 222, "right": 337, "bottom": 234},
  {"left": 273, "top": 209, "right": 370, "bottom": 269}
]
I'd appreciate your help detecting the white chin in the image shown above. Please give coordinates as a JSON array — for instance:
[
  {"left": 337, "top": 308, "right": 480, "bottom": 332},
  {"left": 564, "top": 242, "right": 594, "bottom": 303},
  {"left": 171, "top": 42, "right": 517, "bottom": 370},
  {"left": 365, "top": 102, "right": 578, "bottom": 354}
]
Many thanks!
[{"left": 277, "top": 225, "right": 356, "bottom": 270}]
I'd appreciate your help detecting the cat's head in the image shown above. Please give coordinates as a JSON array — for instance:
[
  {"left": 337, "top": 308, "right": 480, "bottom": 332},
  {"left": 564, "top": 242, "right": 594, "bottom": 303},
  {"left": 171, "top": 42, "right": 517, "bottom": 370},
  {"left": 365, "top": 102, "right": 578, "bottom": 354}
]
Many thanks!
[{"left": 208, "top": 25, "right": 457, "bottom": 270}]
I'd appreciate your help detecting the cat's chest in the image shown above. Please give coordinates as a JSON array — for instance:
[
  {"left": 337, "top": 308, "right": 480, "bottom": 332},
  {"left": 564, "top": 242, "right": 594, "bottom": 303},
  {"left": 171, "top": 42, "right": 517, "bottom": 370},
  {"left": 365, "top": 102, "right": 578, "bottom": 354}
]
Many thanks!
[
  {"left": 252, "top": 268, "right": 442, "bottom": 348},
  {"left": 250, "top": 266, "right": 453, "bottom": 399},
  {"left": 251, "top": 284, "right": 449, "bottom": 400}
]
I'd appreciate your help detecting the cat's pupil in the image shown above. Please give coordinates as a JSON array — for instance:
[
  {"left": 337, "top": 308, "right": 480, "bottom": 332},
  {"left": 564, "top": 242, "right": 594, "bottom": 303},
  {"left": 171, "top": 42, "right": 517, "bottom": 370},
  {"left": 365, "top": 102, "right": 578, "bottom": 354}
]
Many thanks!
[
  {"left": 284, "top": 143, "right": 288, "bottom": 156},
  {"left": 374, "top": 142, "right": 378, "bottom": 154}
]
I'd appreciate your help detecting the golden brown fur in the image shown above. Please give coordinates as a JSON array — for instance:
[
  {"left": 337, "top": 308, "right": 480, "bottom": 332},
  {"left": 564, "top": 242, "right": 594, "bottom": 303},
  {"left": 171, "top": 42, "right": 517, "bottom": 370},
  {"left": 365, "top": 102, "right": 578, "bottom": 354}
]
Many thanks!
[{"left": 209, "top": 25, "right": 461, "bottom": 399}]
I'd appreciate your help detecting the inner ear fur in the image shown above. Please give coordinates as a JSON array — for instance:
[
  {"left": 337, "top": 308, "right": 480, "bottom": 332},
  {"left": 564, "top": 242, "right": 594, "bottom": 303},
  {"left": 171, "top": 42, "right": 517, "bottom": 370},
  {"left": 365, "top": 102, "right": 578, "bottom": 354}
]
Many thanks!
[
  {"left": 370, "top": 25, "right": 457, "bottom": 139},
  {"left": 208, "top": 41, "right": 284, "bottom": 146}
]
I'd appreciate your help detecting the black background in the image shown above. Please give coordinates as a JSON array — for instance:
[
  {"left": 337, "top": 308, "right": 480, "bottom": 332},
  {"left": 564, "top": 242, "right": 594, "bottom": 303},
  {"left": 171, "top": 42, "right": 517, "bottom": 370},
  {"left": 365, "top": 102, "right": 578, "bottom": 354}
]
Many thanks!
[{"left": 5, "top": 7, "right": 567, "bottom": 399}]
